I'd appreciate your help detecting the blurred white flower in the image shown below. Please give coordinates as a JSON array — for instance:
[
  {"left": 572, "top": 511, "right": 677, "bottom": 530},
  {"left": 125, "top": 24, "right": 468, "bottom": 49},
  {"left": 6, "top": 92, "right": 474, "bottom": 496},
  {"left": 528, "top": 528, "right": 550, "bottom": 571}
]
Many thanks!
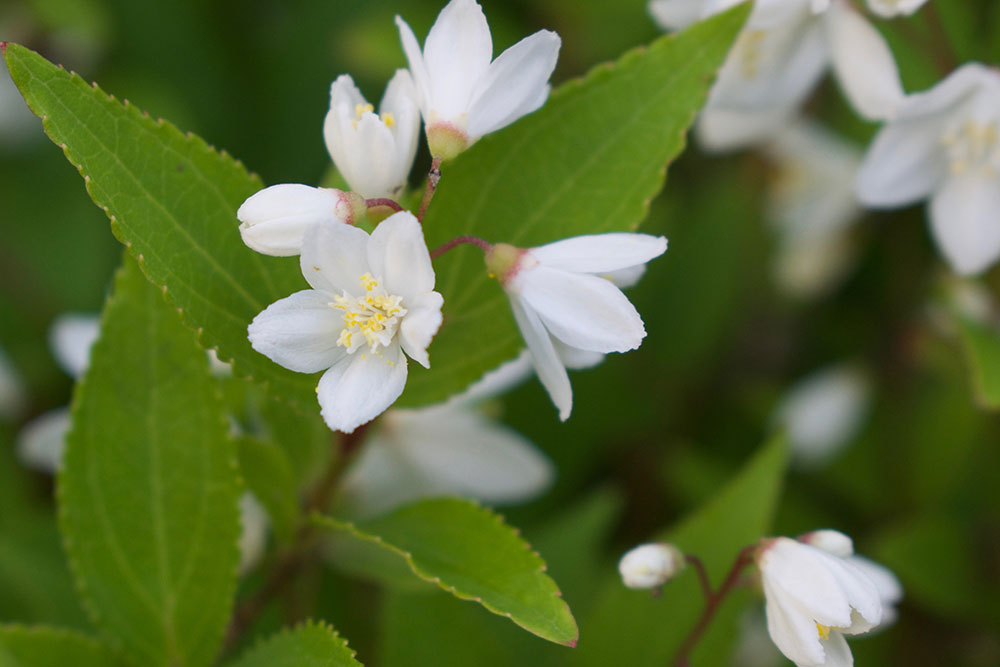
[
  {"left": 649, "top": 0, "right": 903, "bottom": 150},
  {"left": 238, "top": 493, "right": 270, "bottom": 575},
  {"left": 857, "top": 64, "right": 1000, "bottom": 275},
  {"left": 0, "top": 346, "right": 26, "bottom": 421},
  {"left": 799, "top": 529, "right": 854, "bottom": 558},
  {"left": 618, "top": 542, "right": 685, "bottom": 589},
  {"left": 757, "top": 534, "right": 883, "bottom": 666},
  {"left": 775, "top": 363, "right": 871, "bottom": 468},
  {"left": 763, "top": 120, "right": 863, "bottom": 298},
  {"left": 323, "top": 71, "right": 421, "bottom": 199},
  {"left": 248, "top": 212, "right": 442, "bottom": 433},
  {"left": 486, "top": 233, "right": 667, "bottom": 420},
  {"left": 48, "top": 313, "right": 100, "bottom": 378},
  {"left": 396, "top": 0, "right": 561, "bottom": 158},
  {"left": 237, "top": 184, "right": 367, "bottom": 257},
  {"left": 866, "top": 0, "right": 929, "bottom": 18}
]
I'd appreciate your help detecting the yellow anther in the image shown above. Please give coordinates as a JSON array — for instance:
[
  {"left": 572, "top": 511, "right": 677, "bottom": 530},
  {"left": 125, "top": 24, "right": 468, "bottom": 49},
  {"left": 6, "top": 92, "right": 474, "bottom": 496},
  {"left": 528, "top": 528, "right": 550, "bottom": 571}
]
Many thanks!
[
  {"left": 816, "top": 623, "right": 831, "bottom": 640},
  {"left": 360, "top": 273, "right": 378, "bottom": 291},
  {"left": 355, "top": 103, "right": 374, "bottom": 120},
  {"left": 332, "top": 273, "right": 408, "bottom": 354},
  {"left": 382, "top": 112, "right": 396, "bottom": 128}
]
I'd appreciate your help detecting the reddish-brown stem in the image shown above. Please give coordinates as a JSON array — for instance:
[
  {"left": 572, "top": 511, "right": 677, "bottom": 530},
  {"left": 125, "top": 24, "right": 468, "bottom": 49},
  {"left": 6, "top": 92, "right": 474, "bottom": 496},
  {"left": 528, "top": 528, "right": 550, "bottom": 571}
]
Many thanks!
[
  {"left": 364, "top": 198, "right": 404, "bottom": 212},
  {"left": 418, "top": 157, "right": 443, "bottom": 221},
  {"left": 673, "top": 545, "right": 758, "bottom": 667},
  {"left": 684, "top": 554, "right": 713, "bottom": 602},
  {"left": 430, "top": 235, "right": 492, "bottom": 260}
]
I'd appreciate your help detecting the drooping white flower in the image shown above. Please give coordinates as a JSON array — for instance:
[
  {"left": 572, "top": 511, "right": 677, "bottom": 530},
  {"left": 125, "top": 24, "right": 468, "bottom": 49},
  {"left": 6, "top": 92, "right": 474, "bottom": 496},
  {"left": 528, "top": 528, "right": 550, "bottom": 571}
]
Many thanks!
[
  {"left": 485, "top": 233, "right": 667, "bottom": 420},
  {"left": 395, "top": 0, "right": 561, "bottom": 159},
  {"left": 774, "top": 363, "right": 871, "bottom": 468},
  {"left": 618, "top": 542, "right": 685, "bottom": 590},
  {"left": 756, "top": 534, "right": 883, "bottom": 667},
  {"left": 323, "top": 71, "right": 421, "bottom": 199},
  {"left": 763, "top": 120, "right": 863, "bottom": 298},
  {"left": 248, "top": 211, "right": 443, "bottom": 433},
  {"left": 857, "top": 64, "right": 1000, "bottom": 275},
  {"left": 237, "top": 184, "right": 366, "bottom": 257},
  {"left": 866, "top": 0, "right": 929, "bottom": 18},
  {"left": 650, "top": 0, "right": 903, "bottom": 150}
]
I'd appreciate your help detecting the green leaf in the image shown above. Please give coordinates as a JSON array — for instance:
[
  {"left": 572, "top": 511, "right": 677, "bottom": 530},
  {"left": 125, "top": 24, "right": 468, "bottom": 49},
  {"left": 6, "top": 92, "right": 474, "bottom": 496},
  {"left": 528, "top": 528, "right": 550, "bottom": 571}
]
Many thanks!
[
  {"left": 572, "top": 436, "right": 788, "bottom": 667},
  {"left": 1, "top": 42, "right": 317, "bottom": 412},
  {"left": 0, "top": 626, "right": 126, "bottom": 667},
  {"left": 956, "top": 315, "right": 1000, "bottom": 409},
  {"left": 315, "top": 498, "right": 578, "bottom": 646},
  {"left": 226, "top": 621, "right": 360, "bottom": 667},
  {"left": 236, "top": 436, "right": 299, "bottom": 543},
  {"left": 399, "top": 5, "right": 750, "bottom": 406},
  {"left": 59, "top": 256, "right": 242, "bottom": 667}
]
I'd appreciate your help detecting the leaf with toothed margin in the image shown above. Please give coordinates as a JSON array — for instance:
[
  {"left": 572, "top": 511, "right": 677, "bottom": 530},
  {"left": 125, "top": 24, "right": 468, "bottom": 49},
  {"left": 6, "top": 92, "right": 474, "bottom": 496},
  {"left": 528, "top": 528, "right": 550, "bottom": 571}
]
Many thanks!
[
  {"left": 59, "top": 255, "right": 242, "bottom": 667},
  {"left": 397, "top": 5, "right": 751, "bottom": 408},
  {"left": 314, "top": 498, "right": 578, "bottom": 646},
  {"left": 0, "top": 626, "right": 127, "bottom": 666},
  {"left": 1, "top": 41, "right": 318, "bottom": 414},
  {"left": 225, "top": 620, "right": 361, "bottom": 667}
]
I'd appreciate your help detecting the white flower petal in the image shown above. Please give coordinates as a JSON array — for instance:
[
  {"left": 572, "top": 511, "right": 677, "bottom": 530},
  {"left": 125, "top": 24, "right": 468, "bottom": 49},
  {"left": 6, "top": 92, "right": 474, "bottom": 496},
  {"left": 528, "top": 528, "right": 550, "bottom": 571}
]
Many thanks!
[
  {"left": 399, "top": 291, "right": 444, "bottom": 369},
  {"left": 553, "top": 338, "right": 605, "bottom": 370},
  {"left": 648, "top": 0, "right": 705, "bottom": 30},
  {"left": 299, "top": 221, "right": 372, "bottom": 294},
  {"left": 764, "top": 577, "right": 828, "bottom": 666},
  {"left": 421, "top": 0, "right": 493, "bottom": 120},
  {"left": 446, "top": 350, "right": 534, "bottom": 407},
  {"left": 509, "top": 296, "right": 572, "bottom": 420},
  {"left": 866, "top": 0, "right": 928, "bottom": 17},
  {"left": 395, "top": 15, "right": 433, "bottom": 116},
  {"left": 238, "top": 493, "right": 269, "bottom": 575},
  {"left": 519, "top": 267, "right": 645, "bottom": 353},
  {"left": 825, "top": 4, "right": 903, "bottom": 121},
  {"left": 467, "top": 29, "right": 561, "bottom": 138},
  {"left": 896, "top": 62, "right": 993, "bottom": 122},
  {"left": 604, "top": 264, "right": 647, "bottom": 289},
  {"left": 317, "top": 343, "right": 408, "bottom": 433},
  {"left": 49, "top": 313, "right": 100, "bottom": 379},
  {"left": 238, "top": 184, "right": 346, "bottom": 257},
  {"left": 847, "top": 555, "right": 903, "bottom": 627},
  {"left": 367, "top": 211, "right": 435, "bottom": 302},
  {"left": 761, "top": 540, "right": 854, "bottom": 628},
  {"left": 821, "top": 631, "right": 854, "bottom": 667},
  {"left": 855, "top": 115, "right": 949, "bottom": 207},
  {"left": 248, "top": 290, "right": 347, "bottom": 373},
  {"left": 16, "top": 407, "right": 70, "bottom": 473},
  {"left": 929, "top": 172, "right": 1000, "bottom": 275},
  {"left": 697, "top": 104, "right": 795, "bottom": 150},
  {"left": 531, "top": 233, "right": 667, "bottom": 275}
]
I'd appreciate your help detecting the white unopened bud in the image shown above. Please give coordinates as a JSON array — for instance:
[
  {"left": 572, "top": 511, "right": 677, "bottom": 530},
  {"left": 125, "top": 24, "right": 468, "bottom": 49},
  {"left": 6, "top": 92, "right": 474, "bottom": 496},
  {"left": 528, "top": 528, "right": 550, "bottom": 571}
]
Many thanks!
[
  {"left": 799, "top": 529, "right": 854, "bottom": 558},
  {"left": 237, "top": 184, "right": 366, "bottom": 257},
  {"left": 618, "top": 542, "right": 684, "bottom": 590}
]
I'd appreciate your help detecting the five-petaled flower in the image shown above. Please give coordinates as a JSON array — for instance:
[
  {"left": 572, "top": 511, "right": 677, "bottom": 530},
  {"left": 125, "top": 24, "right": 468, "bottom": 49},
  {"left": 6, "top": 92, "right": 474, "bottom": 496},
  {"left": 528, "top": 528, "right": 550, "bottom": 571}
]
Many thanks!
[
  {"left": 485, "top": 233, "right": 667, "bottom": 421},
  {"left": 396, "top": 0, "right": 561, "bottom": 159},
  {"left": 248, "top": 211, "right": 443, "bottom": 433},
  {"left": 857, "top": 63, "right": 1000, "bottom": 275}
]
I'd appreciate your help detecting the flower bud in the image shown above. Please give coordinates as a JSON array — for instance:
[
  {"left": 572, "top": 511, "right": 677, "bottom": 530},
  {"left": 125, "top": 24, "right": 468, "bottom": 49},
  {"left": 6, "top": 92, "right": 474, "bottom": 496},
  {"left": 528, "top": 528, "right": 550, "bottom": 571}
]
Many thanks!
[
  {"left": 618, "top": 542, "right": 685, "bottom": 590},
  {"left": 237, "top": 184, "right": 366, "bottom": 257},
  {"left": 799, "top": 529, "right": 854, "bottom": 558}
]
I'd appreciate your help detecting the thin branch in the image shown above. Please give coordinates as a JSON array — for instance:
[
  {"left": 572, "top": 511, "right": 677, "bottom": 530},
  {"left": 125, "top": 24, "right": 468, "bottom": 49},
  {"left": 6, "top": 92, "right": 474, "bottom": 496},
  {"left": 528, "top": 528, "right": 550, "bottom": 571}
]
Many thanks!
[
  {"left": 430, "top": 235, "right": 492, "bottom": 260},
  {"left": 684, "top": 554, "right": 714, "bottom": 601},
  {"left": 418, "top": 157, "right": 443, "bottom": 221},
  {"left": 364, "top": 198, "right": 404, "bottom": 212}
]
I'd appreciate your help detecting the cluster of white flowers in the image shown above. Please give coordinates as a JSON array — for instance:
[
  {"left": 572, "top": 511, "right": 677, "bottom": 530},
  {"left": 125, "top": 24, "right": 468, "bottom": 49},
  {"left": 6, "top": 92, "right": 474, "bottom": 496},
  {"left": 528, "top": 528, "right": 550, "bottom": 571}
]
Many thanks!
[{"left": 240, "top": 0, "right": 667, "bottom": 435}]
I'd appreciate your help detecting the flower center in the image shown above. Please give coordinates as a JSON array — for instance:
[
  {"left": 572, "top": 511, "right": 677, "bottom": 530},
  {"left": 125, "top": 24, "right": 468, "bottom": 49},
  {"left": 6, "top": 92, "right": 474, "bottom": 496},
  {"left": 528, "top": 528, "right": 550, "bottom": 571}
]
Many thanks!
[
  {"left": 351, "top": 103, "right": 396, "bottom": 130},
  {"left": 332, "top": 273, "right": 407, "bottom": 354},
  {"left": 942, "top": 118, "right": 1000, "bottom": 175},
  {"left": 737, "top": 30, "right": 768, "bottom": 79}
]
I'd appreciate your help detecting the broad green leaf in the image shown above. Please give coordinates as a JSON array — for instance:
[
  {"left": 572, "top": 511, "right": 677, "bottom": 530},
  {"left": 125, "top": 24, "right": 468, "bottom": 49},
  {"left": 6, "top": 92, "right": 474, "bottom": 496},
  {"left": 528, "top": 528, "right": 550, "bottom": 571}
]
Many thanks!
[
  {"left": 236, "top": 436, "right": 299, "bottom": 542},
  {"left": 59, "top": 256, "right": 242, "bottom": 667},
  {"left": 0, "top": 626, "right": 126, "bottom": 667},
  {"left": 1, "top": 43, "right": 317, "bottom": 412},
  {"left": 572, "top": 436, "right": 788, "bottom": 667},
  {"left": 226, "top": 621, "right": 360, "bottom": 667},
  {"left": 315, "top": 498, "right": 578, "bottom": 646},
  {"left": 399, "top": 5, "right": 750, "bottom": 406},
  {"left": 956, "top": 315, "right": 1000, "bottom": 409}
]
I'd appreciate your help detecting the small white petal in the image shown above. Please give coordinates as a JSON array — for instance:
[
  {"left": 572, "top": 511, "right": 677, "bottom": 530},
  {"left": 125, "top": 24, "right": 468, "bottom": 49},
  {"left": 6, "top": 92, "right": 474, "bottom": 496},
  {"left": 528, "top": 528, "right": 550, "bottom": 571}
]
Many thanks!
[
  {"left": 866, "top": 0, "right": 929, "bottom": 18},
  {"left": 764, "top": 577, "right": 828, "bottom": 666},
  {"left": 421, "top": 0, "right": 493, "bottom": 120},
  {"left": 466, "top": 29, "right": 561, "bottom": 138},
  {"left": 821, "top": 631, "right": 854, "bottom": 667},
  {"left": 553, "top": 338, "right": 606, "bottom": 370},
  {"left": 648, "top": 0, "right": 705, "bottom": 30},
  {"left": 519, "top": 267, "right": 645, "bottom": 353},
  {"left": 618, "top": 542, "right": 685, "bottom": 589},
  {"left": 248, "top": 290, "right": 347, "bottom": 373},
  {"left": 446, "top": 351, "right": 534, "bottom": 407},
  {"left": 238, "top": 184, "right": 347, "bottom": 257},
  {"left": 825, "top": 4, "right": 903, "bottom": 121},
  {"left": 760, "top": 540, "right": 854, "bottom": 628},
  {"left": 847, "top": 555, "right": 903, "bottom": 627},
  {"left": 855, "top": 117, "right": 949, "bottom": 207},
  {"left": 509, "top": 296, "right": 572, "bottom": 420},
  {"left": 604, "top": 264, "right": 647, "bottom": 289},
  {"left": 929, "top": 172, "right": 1000, "bottom": 276},
  {"left": 896, "top": 63, "right": 995, "bottom": 122},
  {"left": 531, "top": 233, "right": 667, "bottom": 275},
  {"left": 697, "top": 105, "right": 794, "bottom": 151},
  {"left": 801, "top": 529, "right": 855, "bottom": 558},
  {"left": 49, "top": 313, "right": 100, "bottom": 379},
  {"left": 238, "top": 493, "right": 269, "bottom": 575},
  {"left": 16, "top": 407, "right": 71, "bottom": 473},
  {"left": 367, "top": 211, "right": 435, "bottom": 303},
  {"left": 395, "top": 15, "right": 433, "bottom": 116},
  {"left": 399, "top": 291, "right": 444, "bottom": 369},
  {"left": 299, "top": 221, "right": 372, "bottom": 294},
  {"left": 317, "top": 343, "right": 408, "bottom": 433}
]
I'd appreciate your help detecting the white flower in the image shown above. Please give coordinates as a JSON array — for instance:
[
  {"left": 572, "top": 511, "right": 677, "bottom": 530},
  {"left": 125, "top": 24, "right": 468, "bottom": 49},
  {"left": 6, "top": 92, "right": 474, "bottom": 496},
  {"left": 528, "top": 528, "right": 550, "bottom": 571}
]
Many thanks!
[
  {"left": 48, "top": 313, "right": 100, "bottom": 378},
  {"left": 650, "top": 0, "right": 903, "bottom": 150},
  {"left": 238, "top": 493, "right": 270, "bottom": 575},
  {"left": 395, "top": 0, "right": 561, "bottom": 159},
  {"left": 323, "top": 71, "right": 421, "bottom": 199},
  {"left": 237, "top": 184, "right": 366, "bottom": 257},
  {"left": 486, "top": 233, "right": 667, "bottom": 420},
  {"left": 757, "top": 534, "right": 883, "bottom": 667},
  {"left": 248, "top": 211, "right": 443, "bottom": 433},
  {"left": 857, "top": 64, "right": 1000, "bottom": 275},
  {"left": 763, "top": 120, "right": 863, "bottom": 298},
  {"left": 775, "top": 364, "right": 871, "bottom": 468},
  {"left": 866, "top": 0, "right": 929, "bottom": 18},
  {"left": 618, "top": 542, "right": 685, "bottom": 589}
]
